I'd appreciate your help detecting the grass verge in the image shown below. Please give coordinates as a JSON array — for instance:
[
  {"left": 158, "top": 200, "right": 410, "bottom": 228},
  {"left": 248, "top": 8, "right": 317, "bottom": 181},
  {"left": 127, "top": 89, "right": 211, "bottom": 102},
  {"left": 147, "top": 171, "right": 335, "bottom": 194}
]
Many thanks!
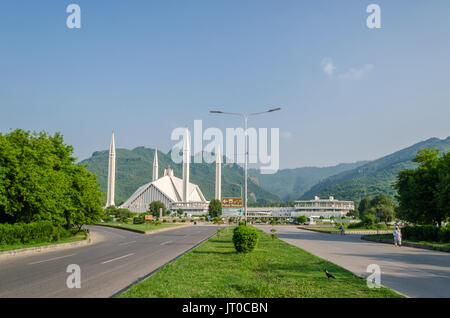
[
  {"left": 99, "top": 222, "right": 184, "bottom": 233},
  {"left": 0, "top": 232, "right": 87, "bottom": 252},
  {"left": 119, "top": 227, "right": 402, "bottom": 298}
]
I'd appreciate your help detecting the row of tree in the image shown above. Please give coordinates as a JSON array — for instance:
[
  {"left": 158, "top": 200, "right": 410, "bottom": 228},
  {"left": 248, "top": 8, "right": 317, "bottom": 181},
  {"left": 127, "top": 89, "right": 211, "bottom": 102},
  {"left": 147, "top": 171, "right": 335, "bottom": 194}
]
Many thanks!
[
  {"left": 0, "top": 129, "right": 104, "bottom": 230},
  {"left": 396, "top": 148, "right": 449, "bottom": 227}
]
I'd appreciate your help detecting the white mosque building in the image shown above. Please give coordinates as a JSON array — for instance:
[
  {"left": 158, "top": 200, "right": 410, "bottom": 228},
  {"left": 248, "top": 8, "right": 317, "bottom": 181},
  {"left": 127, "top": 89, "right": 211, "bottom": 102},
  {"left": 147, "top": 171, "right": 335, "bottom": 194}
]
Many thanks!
[{"left": 105, "top": 128, "right": 221, "bottom": 215}]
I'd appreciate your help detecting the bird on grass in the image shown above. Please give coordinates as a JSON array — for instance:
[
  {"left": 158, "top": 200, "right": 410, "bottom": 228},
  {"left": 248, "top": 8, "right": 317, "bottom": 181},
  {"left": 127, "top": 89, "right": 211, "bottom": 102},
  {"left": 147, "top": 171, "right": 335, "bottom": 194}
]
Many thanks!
[{"left": 324, "top": 269, "right": 336, "bottom": 280}]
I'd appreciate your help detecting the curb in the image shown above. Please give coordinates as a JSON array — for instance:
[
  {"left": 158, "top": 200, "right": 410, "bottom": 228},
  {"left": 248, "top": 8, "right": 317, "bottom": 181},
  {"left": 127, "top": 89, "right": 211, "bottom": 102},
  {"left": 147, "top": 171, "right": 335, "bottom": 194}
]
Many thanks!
[
  {"left": 361, "top": 236, "right": 450, "bottom": 253},
  {"left": 95, "top": 223, "right": 192, "bottom": 235},
  {"left": 0, "top": 235, "right": 90, "bottom": 259},
  {"left": 297, "top": 227, "right": 393, "bottom": 235}
]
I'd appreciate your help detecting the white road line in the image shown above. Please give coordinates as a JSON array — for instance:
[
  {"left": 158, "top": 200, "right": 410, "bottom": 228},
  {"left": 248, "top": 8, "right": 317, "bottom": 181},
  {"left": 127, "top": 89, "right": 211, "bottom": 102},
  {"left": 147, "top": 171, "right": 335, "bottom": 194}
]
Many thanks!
[
  {"left": 28, "top": 253, "right": 76, "bottom": 265},
  {"left": 101, "top": 253, "right": 135, "bottom": 264},
  {"left": 160, "top": 240, "right": 173, "bottom": 245},
  {"left": 118, "top": 241, "right": 136, "bottom": 246}
]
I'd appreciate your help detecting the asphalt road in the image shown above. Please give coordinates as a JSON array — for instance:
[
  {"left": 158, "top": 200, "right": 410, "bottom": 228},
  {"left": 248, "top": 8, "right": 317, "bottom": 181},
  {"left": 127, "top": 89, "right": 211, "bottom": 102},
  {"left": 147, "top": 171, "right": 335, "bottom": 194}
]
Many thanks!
[
  {"left": 0, "top": 225, "right": 218, "bottom": 298},
  {"left": 258, "top": 226, "right": 450, "bottom": 298}
]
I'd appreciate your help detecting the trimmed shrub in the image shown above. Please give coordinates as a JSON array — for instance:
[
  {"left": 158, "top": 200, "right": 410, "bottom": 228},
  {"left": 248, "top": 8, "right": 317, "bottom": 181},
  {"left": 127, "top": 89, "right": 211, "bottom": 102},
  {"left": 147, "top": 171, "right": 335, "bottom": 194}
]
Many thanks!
[
  {"left": 403, "top": 225, "right": 446, "bottom": 242},
  {"left": 0, "top": 221, "right": 71, "bottom": 246},
  {"left": 133, "top": 216, "right": 144, "bottom": 224},
  {"left": 232, "top": 225, "right": 259, "bottom": 253},
  {"left": 438, "top": 226, "right": 450, "bottom": 243}
]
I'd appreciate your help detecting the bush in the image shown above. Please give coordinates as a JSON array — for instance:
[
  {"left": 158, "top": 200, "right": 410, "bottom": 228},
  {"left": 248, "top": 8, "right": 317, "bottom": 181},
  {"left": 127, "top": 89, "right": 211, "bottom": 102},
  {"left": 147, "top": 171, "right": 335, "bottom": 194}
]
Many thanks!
[
  {"left": 0, "top": 221, "right": 71, "bottom": 246},
  {"left": 296, "top": 215, "right": 308, "bottom": 224},
  {"left": 172, "top": 219, "right": 177, "bottom": 223},
  {"left": 232, "top": 225, "right": 259, "bottom": 253},
  {"left": 361, "top": 214, "right": 376, "bottom": 227},
  {"left": 133, "top": 216, "right": 144, "bottom": 224},
  {"left": 403, "top": 225, "right": 444, "bottom": 242},
  {"left": 438, "top": 226, "right": 450, "bottom": 243},
  {"left": 335, "top": 222, "right": 347, "bottom": 230}
]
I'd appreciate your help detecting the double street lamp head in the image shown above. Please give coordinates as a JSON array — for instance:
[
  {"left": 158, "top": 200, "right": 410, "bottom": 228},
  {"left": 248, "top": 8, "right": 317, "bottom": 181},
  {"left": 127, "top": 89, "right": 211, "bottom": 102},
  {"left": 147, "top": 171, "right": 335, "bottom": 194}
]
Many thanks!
[{"left": 210, "top": 107, "right": 281, "bottom": 115}]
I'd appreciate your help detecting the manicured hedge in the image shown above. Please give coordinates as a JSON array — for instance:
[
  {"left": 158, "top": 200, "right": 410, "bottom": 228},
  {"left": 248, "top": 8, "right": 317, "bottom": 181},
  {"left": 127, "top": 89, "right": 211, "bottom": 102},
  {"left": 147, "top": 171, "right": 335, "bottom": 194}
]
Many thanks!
[
  {"left": 402, "top": 225, "right": 450, "bottom": 243},
  {"left": 0, "top": 221, "right": 71, "bottom": 246},
  {"left": 232, "top": 225, "right": 259, "bottom": 253}
]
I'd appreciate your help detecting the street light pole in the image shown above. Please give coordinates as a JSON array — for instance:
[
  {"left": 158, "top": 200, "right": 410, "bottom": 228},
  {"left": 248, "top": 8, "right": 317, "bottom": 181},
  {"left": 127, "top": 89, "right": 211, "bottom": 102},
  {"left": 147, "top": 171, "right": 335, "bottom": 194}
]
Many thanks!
[
  {"left": 210, "top": 107, "right": 281, "bottom": 225},
  {"left": 244, "top": 114, "right": 248, "bottom": 225}
]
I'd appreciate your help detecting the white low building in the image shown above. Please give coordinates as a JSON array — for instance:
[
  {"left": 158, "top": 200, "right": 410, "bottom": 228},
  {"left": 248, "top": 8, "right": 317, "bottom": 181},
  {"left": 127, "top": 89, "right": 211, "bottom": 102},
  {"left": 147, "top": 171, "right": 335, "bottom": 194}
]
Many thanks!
[{"left": 292, "top": 196, "right": 354, "bottom": 218}]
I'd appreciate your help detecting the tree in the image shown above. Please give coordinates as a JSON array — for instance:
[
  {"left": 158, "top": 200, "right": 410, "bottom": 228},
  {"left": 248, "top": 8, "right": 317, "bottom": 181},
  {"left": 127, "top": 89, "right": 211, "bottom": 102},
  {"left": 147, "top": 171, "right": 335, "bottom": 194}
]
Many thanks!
[
  {"left": 0, "top": 129, "right": 103, "bottom": 229},
  {"left": 149, "top": 201, "right": 166, "bottom": 218},
  {"left": 208, "top": 199, "right": 222, "bottom": 218},
  {"left": 177, "top": 208, "right": 184, "bottom": 217},
  {"left": 396, "top": 148, "right": 449, "bottom": 227},
  {"left": 65, "top": 164, "right": 104, "bottom": 231},
  {"left": 346, "top": 210, "right": 359, "bottom": 218},
  {"left": 297, "top": 215, "right": 308, "bottom": 224},
  {"left": 358, "top": 197, "right": 372, "bottom": 218},
  {"left": 370, "top": 193, "right": 393, "bottom": 208},
  {"left": 374, "top": 204, "right": 395, "bottom": 224}
]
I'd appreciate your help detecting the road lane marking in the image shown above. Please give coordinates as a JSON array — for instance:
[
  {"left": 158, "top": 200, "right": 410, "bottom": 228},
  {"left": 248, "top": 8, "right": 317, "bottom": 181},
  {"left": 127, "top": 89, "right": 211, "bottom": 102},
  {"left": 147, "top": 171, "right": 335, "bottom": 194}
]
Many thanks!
[
  {"left": 101, "top": 253, "right": 135, "bottom": 264},
  {"left": 118, "top": 241, "right": 136, "bottom": 246},
  {"left": 160, "top": 240, "right": 173, "bottom": 245},
  {"left": 28, "top": 253, "right": 76, "bottom": 265}
]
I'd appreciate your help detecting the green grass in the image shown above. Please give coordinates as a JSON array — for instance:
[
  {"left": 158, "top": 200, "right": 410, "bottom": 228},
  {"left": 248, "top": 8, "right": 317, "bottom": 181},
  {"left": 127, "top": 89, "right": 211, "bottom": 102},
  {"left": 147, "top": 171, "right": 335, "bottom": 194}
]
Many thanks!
[
  {"left": 0, "top": 232, "right": 87, "bottom": 252},
  {"left": 119, "top": 227, "right": 402, "bottom": 298},
  {"left": 100, "top": 222, "right": 184, "bottom": 233},
  {"left": 364, "top": 234, "right": 450, "bottom": 249}
]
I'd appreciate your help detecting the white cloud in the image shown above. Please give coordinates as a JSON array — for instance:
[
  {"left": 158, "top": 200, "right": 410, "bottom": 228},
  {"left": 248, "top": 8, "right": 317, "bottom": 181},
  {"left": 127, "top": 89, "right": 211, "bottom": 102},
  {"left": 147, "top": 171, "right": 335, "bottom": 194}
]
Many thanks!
[
  {"left": 338, "top": 64, "right": 374, "bottom": 80},
  {"left": 321, "top": 58, "right": 336, "bottom": 77}
]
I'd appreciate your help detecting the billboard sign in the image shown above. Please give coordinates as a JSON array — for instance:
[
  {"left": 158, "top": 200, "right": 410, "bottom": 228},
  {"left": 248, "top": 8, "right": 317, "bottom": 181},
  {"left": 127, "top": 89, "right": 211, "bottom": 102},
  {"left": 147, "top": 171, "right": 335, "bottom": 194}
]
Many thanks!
[{"left": 221, "top": 197, "right": 243, "bottom": 208}]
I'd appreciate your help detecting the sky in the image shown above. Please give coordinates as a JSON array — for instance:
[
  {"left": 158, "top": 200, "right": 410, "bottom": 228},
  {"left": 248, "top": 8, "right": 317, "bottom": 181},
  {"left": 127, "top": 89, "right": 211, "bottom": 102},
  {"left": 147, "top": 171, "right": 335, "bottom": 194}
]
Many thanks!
[{"left": 1, "top": 0, "right": 449, "bottom": 169}]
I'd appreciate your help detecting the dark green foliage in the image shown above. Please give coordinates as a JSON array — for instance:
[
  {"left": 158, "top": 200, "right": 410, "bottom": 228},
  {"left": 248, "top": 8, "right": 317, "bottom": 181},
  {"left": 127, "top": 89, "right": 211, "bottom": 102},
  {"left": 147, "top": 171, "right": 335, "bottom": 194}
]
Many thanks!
[
  {"left": 232, "top": 225, "right": 259, "bottom": 253},
  {"left": 81, "top": 147, "right": 279, "bottom": 204},
  {"left": 105, "top": 206, "right": 135, "bottom": 222},
  {"left": 133, "top": 215, "right": 145, "bottom": 224},
  {"left": 357, "top": 194, "right": 396, "bottom": 224},
  {"left": 402, "top": 225, "right": 450, "bottom": 243},
  {"left": 208, "top": 199, "right": 222, "bottom": 218},
  {"left": 0, "top": 221, "right": 71, "bottom": 246},
  {"left": 396, "top": 149, "right": 450, "bottom": 227},
  {"left": 149, "top": 201, "right": 166, "bottom": 218},
  {"left": 360, "top": 214, "right": 376, "bottom": 227},
  {"left": 0, "top": 129, "right": 103, "bottom": 229}
]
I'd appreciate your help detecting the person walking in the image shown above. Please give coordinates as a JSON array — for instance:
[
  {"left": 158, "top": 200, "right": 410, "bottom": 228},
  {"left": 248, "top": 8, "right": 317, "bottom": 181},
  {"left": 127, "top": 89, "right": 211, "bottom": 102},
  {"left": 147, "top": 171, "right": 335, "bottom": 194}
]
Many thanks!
[
  {"left": 393, "top": 226, "right": 402, "bottom": 247},
  {"left": 341, "top": 223, "right": 345, "bottom": 235}
]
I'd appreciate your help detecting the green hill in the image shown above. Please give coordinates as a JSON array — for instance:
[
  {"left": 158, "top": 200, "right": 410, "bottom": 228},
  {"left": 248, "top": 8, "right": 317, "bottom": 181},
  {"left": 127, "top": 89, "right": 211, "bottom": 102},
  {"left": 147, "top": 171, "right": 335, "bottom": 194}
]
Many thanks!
[
  {"left": 299, "top": 137, "right": 450, "bottom": 204},
  {"left": 80, "top": 147, "right": 280, "bottom": 205},
  {"left": 249, "top": 161, "right": 369, "bottom": 201}
]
